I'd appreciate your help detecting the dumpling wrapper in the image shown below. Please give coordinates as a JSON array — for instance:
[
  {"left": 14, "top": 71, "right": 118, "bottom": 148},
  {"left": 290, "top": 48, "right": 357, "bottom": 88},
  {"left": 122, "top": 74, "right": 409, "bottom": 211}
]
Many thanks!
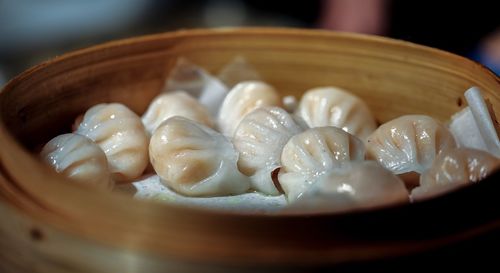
[
  {"left": 163, "top": 58, "right": 228, "bottom": 116},
  {"left": 233, "top": 107, "right": 306, "bottom": 195},
  {"left": 75, "top": 103, "right": 149, "bottom": 182},
  {"left": 149, "top": 116, "right": 250, "bottom": 197},
  {"left": 40, "top": 133, "right": 114, "bottom": 191},
  {"left": 282, "top": 95, "right": 298, "bottom": 113},
  {"left": 411, "top": 148, "right": 500, "bottom": 201},
  {"left": 286, "top": 161, "right": 409, "bottom": 214},
  {"left": 141, "top": 91, "right": 214, "bottom": 135},
  {"left": 366, "top": 115, "right": 456, "bottom": 175},
  {"left": 217, "top": 81, "right": 281, "bottom": 137},
  {"left": 295, "top": 87, "right": 377, "bottom": 140},
  {"left": 279, "top": 127, "right": 365, "bottom": 202},
  {"left": 216, "top": 56, "right": 261, "bottom": 89}
]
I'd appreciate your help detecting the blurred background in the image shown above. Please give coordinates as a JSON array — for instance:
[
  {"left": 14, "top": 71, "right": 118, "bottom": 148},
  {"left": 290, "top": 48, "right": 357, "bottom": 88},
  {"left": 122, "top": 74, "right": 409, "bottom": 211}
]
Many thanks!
[{"left": 1, "top": 0, "right": 499, "bottom": 86}]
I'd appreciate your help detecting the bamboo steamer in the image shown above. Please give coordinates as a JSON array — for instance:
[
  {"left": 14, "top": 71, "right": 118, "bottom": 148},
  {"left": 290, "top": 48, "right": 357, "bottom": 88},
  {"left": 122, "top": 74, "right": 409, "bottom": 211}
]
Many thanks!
[{"left": 0, "top": 28, "right": 499, "bottom": 272}]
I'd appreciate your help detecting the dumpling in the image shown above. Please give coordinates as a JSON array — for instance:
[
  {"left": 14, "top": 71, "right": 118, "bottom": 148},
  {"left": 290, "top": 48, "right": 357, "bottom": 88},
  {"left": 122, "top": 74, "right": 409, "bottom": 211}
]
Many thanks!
[
  {"left": 216, "top": 56, "right": 261, "bottom": 88},
  {"left": 295, "top": 87, "right": 377, "bottom": 140},
  {"left": 233, "top": 107, "right": 305, "bottom": 195},
  {"left": 217, "top": 81, "right": 281, "bottom": 137},
  {"left": 411, "top": 148, "right": 500, "bottom": 201},
  {"left": 286, "top": 161, "right": 409, "bottom": 213},
  {"left": 75, "top": 103, "right": 149, "bottom": 182},
  {"left": 366, "top": 115, "right": 456, "bottom": 175},
  {"left": 40, "top": 133, "right": 113, "bottom": 190},
  {"left": 141, "top": 91, "right": 214, "bottom": 135},
  {"left": 149, "top": 116, "right": 250, "bottom": 197},
  {"left": 163, "top": 58, "right": 229, "bottom": 115},
  {"left": 279, "top": 127, "right": 365, "bottom": 202},
  {"left": 282, "top": 95, "right": 298, "bottom": 113}
]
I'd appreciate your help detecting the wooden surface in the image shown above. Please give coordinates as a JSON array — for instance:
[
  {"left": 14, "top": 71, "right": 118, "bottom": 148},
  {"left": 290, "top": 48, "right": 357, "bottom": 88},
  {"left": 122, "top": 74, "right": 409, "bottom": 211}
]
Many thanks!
[{"left": 0, "top": 28, "right": 499, "bottom": 272}]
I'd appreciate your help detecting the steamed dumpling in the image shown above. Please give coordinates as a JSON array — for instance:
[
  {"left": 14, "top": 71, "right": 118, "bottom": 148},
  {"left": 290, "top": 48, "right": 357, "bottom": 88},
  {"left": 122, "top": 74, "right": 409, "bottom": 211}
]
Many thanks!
[
  {"left": 366, "top": 115, "right": 456, "bottom": 175},
  {"left": 286, "top": 161, "right": 409, "bottom": 213},
  {"left": 149, "top": 116, "right": 250, "bottom": 197},
  {"left": 141, "top": 91, "right": 214, "bottom": 135},
  {"left": 233, "top": 107, "right": 305, "bottom": 195},
  {"left": 279, "top": 127, "right": 365, "bottom": 202},
  {"left": 295, "top": 87, "right": 377, "bottom": 140},
  {"left": 40, "top": 133, "right": 113, "bottom": 190},
  {"left": 411, "top": 148, "right": 500, "bottom": 201},
  {"left": 217, "top": 81, "right": 281, "bottom": 137},
  {"left": 75, "top": 103, "right": 149, "bottom": 182},
  {"left": 163, "top": 58, "right": 228, "bottom": 115}
]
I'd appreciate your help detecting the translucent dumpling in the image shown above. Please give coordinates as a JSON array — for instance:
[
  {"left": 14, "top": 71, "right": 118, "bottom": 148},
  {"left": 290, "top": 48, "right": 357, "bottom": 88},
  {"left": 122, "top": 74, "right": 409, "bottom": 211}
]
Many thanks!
[
  {"left": 411, "top": 148, "right": 500, "bottom": 201},
  {"left": 75, "top": 103, "right": 149, "bottom": 182},
  {"left": 163, "top": 58, "right": 228, "bottom": 115},
  {"left": 40, "top": 133, "right": 113, "bottom": 190},
  {"left": 233, "top": 107, "right": 306, "bottom": 195},
  {"left": 141, "top": 91, "right": 214, "bottom": 135},
  {"left": 217, "top": 81, "right": 281, "bottom": 137},
  {"left": 286, "top": 161, "right": 409, "bottom": 213},
  {"left": 279, "top": 127, "right": 365, "bottom": 202},
  {"left": 366, "top": 115, "right": 456, "bottom": 175},
  {"left": 149, "top": 116, "right": 250, "bottom": 197},
  {"left": 295, "top": 87, "right": 377, "bottom": 140}
]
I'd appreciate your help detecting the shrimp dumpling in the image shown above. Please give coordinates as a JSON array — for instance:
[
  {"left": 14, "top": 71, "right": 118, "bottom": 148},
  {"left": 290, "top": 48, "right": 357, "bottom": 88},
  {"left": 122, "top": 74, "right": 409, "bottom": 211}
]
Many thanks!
[
  {"left": 141, "top": 91, "right": 214, "bottom": 135},
  {"left": 411, "top": 148, "right": 500, "bottom": 201},
  {"left": 287, "top": 161, "right": 409, "bottom": 213},
  {"left": 217, "top": 81, "right": 281, "bottom": 137},
  {"left": 279, "top": 127, "right": 365, "bottom": 202},
  {"left": 40, "top": 133, "right": 113, "bottom": 190},
  {"left": 149, "top": 117, "right": 250, "bottom": 197},
  {"left": 75, "top": 103, "right": 149, "bottom": 182},
  {"left": 366, "top": 115, "right": 456, "bottom": 175},
  {"left": 233, "top": 107, "right": 305, "bottom": 195},
  {"left": 163, "top": 58, "right": 228, "bottom": 115},
  {"left": 295, "top": 87, "right": 377, "bottom": 140}
]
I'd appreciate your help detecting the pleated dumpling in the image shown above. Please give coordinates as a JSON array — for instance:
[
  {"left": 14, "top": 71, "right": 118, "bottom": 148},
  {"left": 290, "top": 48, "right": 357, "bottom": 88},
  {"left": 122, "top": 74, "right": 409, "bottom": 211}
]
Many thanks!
[
  {"left": 40, "top": 133, "right": 113, "bottom": 190},
  {"left": 279, "top": 127, "right": 365, "bottom": 202},
  {"left": 149, "top": 116, "right": 250, "bottom": 197},
  {"left": 217, "top": 81, "right": 281, "bottom": 137},
  {"left": 366, "top": 115, "right": 456, "bottom": 175},
  {"left": 75, "top": 103, "right": 149, "bottom": 182},
  {"left": 233, "top": 107, "right": 306, "bottom": 195},
  {"left": 141, "top": 91, "right": 214, "bottom": 135},
  {"left": 411, "top": 148, "right": 499, "bottom": 201},
  {"left": 287, "top": 161, "right": 409, "bottom": 213},
  {"left": 295, "top": 87, "right": 377, "bottom": 140}
]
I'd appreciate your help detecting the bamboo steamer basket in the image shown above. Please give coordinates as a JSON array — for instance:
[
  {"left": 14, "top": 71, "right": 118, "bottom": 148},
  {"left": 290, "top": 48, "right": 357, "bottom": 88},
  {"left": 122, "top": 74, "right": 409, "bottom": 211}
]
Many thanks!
[{"left": 0, "top": 28, "right": 499, "bottom": 272}]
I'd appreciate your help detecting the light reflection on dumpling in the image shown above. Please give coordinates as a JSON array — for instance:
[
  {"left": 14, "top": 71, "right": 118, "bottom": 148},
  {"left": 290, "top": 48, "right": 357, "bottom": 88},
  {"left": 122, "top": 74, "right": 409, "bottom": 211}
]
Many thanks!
[
  {"left": 233, "top": 107, "right": 306, "bottom": 195},
  {"left": 279, "top": 127, "right": 365, "bottom": 202},
  {"left": 217, "top": 81, "right": 281, "bottom": 137},
  {"left": 286, "top": 161, "right": 409, "bottom": 213},
  {"left": 366, "top": 115, "right": 456, "bottom": 175},
  {"left": 149, "top": 117, "right": 250, "bottom": 197},
  {"left": 411, "top": 148, "right": 500, "bottom": 201},
  {"left": 40, "top": 133, "right": 113, "bottom": 190},
  {"left": 295, "top": 87, "right": 377, "bottom": 140},
  {"left": 75, "top": 103, "right": 149, "bottom": 182},
  {"left": 141, "top": 91, "right": 214, "bottom": 135}
]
